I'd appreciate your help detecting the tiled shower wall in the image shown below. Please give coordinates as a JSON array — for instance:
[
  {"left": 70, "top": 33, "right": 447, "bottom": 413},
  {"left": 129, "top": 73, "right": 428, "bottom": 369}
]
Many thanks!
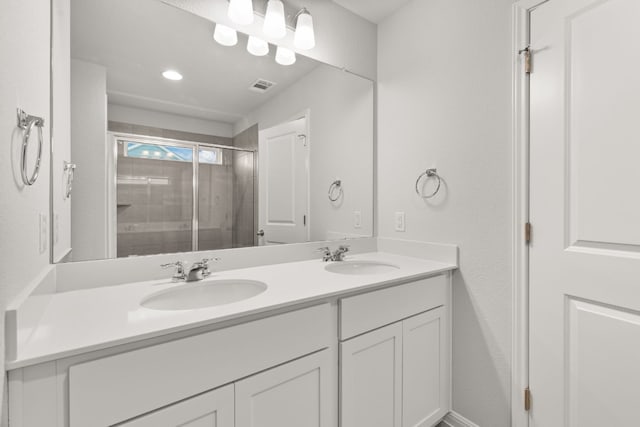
[{"left": 110, "top": 121, "right": 255, "bottom": 256}]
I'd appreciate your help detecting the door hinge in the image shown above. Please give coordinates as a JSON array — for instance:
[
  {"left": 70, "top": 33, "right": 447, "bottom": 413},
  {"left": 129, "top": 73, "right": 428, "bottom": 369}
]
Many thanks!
[
  {"left": 303, "top": 215, "right": 307, "bottom": 226},
  {"left": 525, "top": 222, "right": 532, "bottom": 244},
  {"left": 524, "top": 387, "right": 532, "bottom": 411},
  {"left": 519, "top": 46, "right": 532, "bottom": 74}
]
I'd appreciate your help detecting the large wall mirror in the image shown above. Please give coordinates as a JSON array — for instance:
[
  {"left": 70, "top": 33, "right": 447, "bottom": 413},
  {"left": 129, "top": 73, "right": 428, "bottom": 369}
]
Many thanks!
[{"left": 51, "top": 0, "right": 374, "bottom": 263}]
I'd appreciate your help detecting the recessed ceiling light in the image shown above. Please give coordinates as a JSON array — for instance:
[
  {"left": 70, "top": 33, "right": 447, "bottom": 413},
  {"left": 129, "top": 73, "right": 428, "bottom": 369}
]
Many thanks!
[{"left": 162, "top": 70, "right": 183, "bottom": 81}]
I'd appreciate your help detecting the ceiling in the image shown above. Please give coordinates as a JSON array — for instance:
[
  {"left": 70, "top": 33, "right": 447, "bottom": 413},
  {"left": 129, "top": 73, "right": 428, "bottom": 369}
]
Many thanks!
[
  {"left": 332, "top": 0, "right": 413, "bottom": 23},
  {"left": 71, "top": 0, "right": 321, "bottom": 124}
]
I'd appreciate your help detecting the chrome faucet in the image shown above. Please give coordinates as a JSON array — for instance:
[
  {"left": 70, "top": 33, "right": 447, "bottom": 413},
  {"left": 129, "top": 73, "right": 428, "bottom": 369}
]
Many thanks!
[
  {"left": 318, "top": 246, "right": 333, "bottom": 262},
  {"left": 332, "top": 245, "right": 350, "bottom": 261},
  {"left": 318, "top": 245, "right": 350, "bottom": 262},
  {"left": 161, "top": 258, "right": 219, "bottom": 282},
  {"left": 186, "top": 258, "right": 218, "bottom": 282}
]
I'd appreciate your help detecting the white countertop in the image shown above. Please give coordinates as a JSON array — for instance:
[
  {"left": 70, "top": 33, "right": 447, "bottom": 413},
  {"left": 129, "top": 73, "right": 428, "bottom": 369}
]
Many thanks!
[{"left": 9, "top": 252, "right": 455, "bottom": 370}]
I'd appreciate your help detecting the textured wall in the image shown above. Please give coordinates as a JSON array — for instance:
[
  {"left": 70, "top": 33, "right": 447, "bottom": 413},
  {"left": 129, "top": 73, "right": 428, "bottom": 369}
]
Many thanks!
[
  {"left": 237, "top": 66, "right": 374, "bottom": 242},
  {"left": 377, "top": 0, "right": 514, "bottom": 425},
  {"left": 0, "top": 0, "right": 51, "bottom": 423}
]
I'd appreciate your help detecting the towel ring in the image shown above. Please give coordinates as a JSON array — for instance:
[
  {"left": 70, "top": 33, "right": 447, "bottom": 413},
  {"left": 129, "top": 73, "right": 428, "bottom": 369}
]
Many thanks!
[
  {"left": 415, "top": 168, "right": 441, "bottom": 199},
  {"left": 17, "top": 109, "right": 45, "bottom": 186},
  {"left": 328, "top": 179, "right": 343, "bottom": 202}
]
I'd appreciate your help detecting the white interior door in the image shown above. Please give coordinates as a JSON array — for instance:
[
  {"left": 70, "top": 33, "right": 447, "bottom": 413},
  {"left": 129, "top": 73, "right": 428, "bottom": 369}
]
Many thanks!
[
  {"left": 258, "top": 118, "right": 309, "bottom": 245},
  {"left": 529, "top": 1, "right": 640, "bottom": 425}
]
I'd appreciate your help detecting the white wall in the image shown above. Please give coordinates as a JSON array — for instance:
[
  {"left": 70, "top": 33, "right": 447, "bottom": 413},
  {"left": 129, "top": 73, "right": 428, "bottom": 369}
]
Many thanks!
[
  {"left": 108, "top": 104, "right": 233, "bottom": 138},
  {"left": 161, "top": 0, "right": 377, "bottom": 80},
  {"left": 237, "top": 66, "right": 374, "bottom": 241},
  {"left": 0, "top": 0, "right": 51, "bottom": 423},
  {"left": 70, "top": 59, "right": 109, "bottom": 261},
  {"left": 377, "top": 0, "right": 514, "bottom": 426}
]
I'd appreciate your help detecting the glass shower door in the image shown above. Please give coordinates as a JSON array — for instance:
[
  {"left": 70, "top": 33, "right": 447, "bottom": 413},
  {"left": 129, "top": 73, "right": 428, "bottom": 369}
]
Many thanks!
[
  {"left": 116, "top": 139, "right": 194, "bottom": 257},
  {"left": 198, "top": 146, "right": 255, "bottom": 251}
]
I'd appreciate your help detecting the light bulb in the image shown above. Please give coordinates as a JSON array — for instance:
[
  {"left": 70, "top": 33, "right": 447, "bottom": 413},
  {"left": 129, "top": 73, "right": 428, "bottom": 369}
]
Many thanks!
[
  {"left": 247, "top": 36, "right": 269, "bottom": 56},
  {"left": 294, "top": 9, "right": 315, "bottom": 50},
  {"left": 275, "top": 46, "right": 296, "bottom": 66},
  {"left": 228, "top": 0, "right": 254, "bottom": 25},
  {"left": 213, "top": 24, "right": 238, "bottom": 47},
  {"left": 263, "top": 0, "right": 286, "bottom": 39},
  {"left": 162, "top": 70, "right": 183, "bottom": 81}
]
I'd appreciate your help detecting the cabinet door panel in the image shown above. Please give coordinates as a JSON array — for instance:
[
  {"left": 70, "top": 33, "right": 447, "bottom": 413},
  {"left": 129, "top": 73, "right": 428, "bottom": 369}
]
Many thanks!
[
  {"left": 235, "top": 350, "right": 331, "bottom": 427},
  {"left": 119, "top": 384, "right": 234, "bottom": 427},
  {"left": 402, "top": 307, "right": 449, "bottom": 427},
  {"left": 340, "top": 322, "right": 403, "bottom": 427}
]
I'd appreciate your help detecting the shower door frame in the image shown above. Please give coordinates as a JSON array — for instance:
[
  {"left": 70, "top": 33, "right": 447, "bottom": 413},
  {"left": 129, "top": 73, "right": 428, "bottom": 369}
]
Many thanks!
[{"left": 109, "top": 132, "right": 256, "bottom": 255}]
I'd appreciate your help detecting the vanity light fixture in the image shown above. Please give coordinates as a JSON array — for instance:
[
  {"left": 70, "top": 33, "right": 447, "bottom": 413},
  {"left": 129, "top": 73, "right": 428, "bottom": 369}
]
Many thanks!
[
  {"left": 162, "top": 70, "right": 183, "bottom": 81},
  {"left": 247, "top": 36, "right": 269, "bottom": 56},
  {"left": 263, "top": 0, "right": 286, "bottom": 39},
  {"left": 294, "top": 8, "right": 315, "bottom": 50},
  {"left": 275, "top": 46, "right": 296, "bottom": 65},
  {"left": 214, "top": 24, "right": 238, "bottom": 47},
  {"left": 228, "top": 0, "right": 254, "bottom": 25}
]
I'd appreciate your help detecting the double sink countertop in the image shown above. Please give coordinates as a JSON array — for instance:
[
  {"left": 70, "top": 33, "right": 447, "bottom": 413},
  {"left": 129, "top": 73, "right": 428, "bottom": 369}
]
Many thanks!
[{"left": 9, "top": 252, "right": 456, "bottom": 369}]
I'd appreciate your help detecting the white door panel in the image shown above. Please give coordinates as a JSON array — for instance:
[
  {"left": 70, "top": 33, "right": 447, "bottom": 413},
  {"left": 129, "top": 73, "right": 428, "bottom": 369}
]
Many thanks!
[
  {"left": 119, "top": 385, "right": 234, "bottom": 427},
  {"left": 402, "top": 307, "right": 449, "bottom": 427},
  {"left": 258, "top": 118, "right": 309, "bottom": 245},
  {"left": 235, "top": 350, "right": 331, "bottom": 427},
  {"left": 340, "top": 322, "right": 403, "bottom": 427},
  {"left": 529, "top": 0, "right": 640, "bottom": 425}
]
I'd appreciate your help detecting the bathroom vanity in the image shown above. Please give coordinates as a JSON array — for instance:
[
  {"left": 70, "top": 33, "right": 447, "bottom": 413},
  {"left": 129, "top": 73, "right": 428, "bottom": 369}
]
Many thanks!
[{"left": 7, "top": 251, "right": 455, "bottom": 427}]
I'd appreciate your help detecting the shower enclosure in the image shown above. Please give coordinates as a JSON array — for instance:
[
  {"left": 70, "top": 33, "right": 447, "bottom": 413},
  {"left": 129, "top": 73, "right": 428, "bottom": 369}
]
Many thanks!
[{"left": 114, "top": 135, "right": 255, "bottom": 258}]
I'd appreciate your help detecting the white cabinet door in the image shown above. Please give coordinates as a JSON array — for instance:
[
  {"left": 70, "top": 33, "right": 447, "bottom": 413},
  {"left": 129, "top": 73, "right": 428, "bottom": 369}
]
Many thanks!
[
  {"left": 402, "top": 307, "right": 450, "bottom": 427},
  {"left": 235, "top": 350, "right": 332, "bottom": 427},
  {"left": 119, "top": 384, "right": 234, "bottom": 427},
  {"left": 340, "top": 322, "right": 403, "bottom": 427}
]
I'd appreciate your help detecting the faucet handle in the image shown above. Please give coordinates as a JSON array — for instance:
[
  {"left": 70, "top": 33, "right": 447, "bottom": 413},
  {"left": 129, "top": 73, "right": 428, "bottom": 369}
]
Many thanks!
[
  {"left": 197, "top": 257, "right": 220, "bottom": 277},
  {"left": 161, "top": 261, "right": 184, "bottom": 269},
  {"left": 317, "top": 246, "right": 332, "bottom": 262},
  {"left": 161, "top": 261, "right": 186, "bottom": 281}
]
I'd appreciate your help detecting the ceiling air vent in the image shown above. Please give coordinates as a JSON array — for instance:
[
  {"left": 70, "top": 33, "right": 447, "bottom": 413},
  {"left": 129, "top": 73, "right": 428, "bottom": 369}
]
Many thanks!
[{"left": 249, "top": 78, "right": 276, "bottom": 93}]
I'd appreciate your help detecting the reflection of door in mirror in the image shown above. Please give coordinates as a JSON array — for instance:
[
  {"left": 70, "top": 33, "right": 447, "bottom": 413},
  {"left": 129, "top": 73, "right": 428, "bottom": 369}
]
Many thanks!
[
  {"left": 258, "top": 117, "right": 309, "bottom": 245},
  {"left": 114, "top": 136, "right": 255, "bottom": 258}
]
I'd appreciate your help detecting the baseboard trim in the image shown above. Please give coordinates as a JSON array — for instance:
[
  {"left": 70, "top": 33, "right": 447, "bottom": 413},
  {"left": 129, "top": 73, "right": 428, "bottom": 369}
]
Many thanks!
[{"left": 441, "top": 411, "right": 480, "bottom": 427}]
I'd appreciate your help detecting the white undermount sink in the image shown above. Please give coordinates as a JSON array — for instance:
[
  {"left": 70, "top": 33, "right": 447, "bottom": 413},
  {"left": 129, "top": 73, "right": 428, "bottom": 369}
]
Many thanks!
[
  {"left": 324, "top": 260, "right": 400, "bottom": 275},
  {"left": 141, "top": 279, "right": 268, "bottom": 311}
]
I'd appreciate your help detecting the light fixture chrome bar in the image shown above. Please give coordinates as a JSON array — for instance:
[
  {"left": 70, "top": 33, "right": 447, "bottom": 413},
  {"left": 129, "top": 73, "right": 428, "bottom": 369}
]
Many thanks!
[{"left": 229, "top": 0, "right": 302, "bottom": 31}]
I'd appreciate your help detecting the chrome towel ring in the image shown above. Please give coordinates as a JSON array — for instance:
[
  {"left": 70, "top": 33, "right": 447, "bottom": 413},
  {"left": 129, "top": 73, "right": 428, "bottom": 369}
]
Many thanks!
[
  {"left": 328, "top": 179, "right": 343, "bottom": 202},
  {"left": 17, "top": 109, "right": 45, "bottom": 186},
  {"left": 415, "top": 168, "right": 442, "bottom": 199}
]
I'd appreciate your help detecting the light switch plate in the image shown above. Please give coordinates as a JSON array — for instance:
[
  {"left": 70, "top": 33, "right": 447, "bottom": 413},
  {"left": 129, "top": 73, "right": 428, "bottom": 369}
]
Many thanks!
[
  {"left": 395, "top": 212, "right": 406, "bottom": 232},
  {"left": 354, "top": 211, "right": 362, "bottom": 229}
]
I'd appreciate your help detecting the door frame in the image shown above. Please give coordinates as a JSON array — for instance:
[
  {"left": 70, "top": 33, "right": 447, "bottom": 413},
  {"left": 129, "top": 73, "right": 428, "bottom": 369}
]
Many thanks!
[{"left": 511, "top": 1, "right": 549, "bottom": 427}]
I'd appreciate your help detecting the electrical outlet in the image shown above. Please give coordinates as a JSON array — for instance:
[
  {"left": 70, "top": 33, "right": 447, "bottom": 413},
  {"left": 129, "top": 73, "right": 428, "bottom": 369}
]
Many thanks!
[
  {"left": 354, "top": 211, "right": 362, "bottom": 229},
  {"left": 395, "top": 212, "right": 406, "bottom": 232},
  {"left": 39, "top": 213, "right": 48, "bottom": 254}
]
